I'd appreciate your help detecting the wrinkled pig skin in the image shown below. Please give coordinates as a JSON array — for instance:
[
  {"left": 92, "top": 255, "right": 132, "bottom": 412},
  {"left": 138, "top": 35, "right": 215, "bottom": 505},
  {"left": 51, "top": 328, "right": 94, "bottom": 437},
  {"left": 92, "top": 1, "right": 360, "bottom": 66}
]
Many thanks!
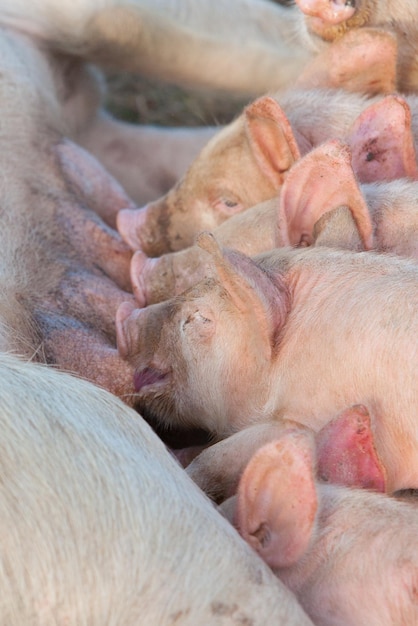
[
  {"left": 117, "top": 235, "right": 418, "bottom": 494},
  {"left": 294, "top": 0, "right": 418, "bottom": 94},
  {"left": 118, "top": 85, "right": 418, "bottom": 256},
  {"left": 0, "top": 354, "right": 314, "bottom": 626},
  {"left": 232, "top": 428, "right": 418, "bottom": 626},
  {"left": 0, "top": 30, "right": 137, "bottom": 401},
  {"left": 129, "top": 137, "right": 418, "bottom": 307}
]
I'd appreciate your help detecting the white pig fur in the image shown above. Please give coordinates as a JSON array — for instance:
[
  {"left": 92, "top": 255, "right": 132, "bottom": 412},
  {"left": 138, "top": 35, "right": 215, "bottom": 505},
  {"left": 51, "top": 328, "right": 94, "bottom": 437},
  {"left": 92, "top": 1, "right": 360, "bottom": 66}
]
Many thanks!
[{"left": 0, "top": 353, "right": 313, "bottom": 625}]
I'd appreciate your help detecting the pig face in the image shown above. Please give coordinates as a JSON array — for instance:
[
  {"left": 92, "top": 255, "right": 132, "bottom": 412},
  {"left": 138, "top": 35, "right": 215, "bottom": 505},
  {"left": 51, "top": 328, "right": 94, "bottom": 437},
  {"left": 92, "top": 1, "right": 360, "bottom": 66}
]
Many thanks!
[
  {"left": 116, "top": 233, "right": 290, "bottom": 434},
  {"left": 295, "top": 0, "right": 373, "bottom": 42},
  {"left": 117, "top": 98, "right": 300, "bottom": 256}
]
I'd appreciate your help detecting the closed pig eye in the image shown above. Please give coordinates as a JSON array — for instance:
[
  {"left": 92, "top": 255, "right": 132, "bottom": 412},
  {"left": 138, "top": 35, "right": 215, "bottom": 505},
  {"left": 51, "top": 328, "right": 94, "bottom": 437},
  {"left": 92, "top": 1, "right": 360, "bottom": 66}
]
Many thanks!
[
  {"left": 181, "top": 310, "right": 214, "bottom": 339},
  {"left": 213, "top": 196, "right": 243, "bottom": 217}
]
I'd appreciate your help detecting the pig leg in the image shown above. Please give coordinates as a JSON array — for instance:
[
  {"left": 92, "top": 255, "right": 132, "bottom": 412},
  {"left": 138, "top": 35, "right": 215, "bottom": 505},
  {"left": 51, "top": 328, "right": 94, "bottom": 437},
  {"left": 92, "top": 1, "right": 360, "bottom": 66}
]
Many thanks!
[
  {"left": 0, "top": 0, "right": 310, "bottom": 96},
  {"left": 295, "top": 27, "right": 397, "bottom": 95}
]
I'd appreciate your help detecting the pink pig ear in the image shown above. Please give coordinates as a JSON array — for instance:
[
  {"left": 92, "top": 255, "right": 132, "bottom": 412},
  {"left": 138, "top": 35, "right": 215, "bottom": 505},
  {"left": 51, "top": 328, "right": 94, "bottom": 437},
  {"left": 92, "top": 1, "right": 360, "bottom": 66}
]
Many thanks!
[
  {"left": 244, "top": 96, "right": 301, "bottom": 190},
  {"left": 347, "top": 95, "right": 418, "bottom": 183},
  {"left": 277, "top": 139, "right": 374, "bottom": 250},
  {"left": 196, "top": 232, "right": 289, "bottom": 350},
  {"left": 235, "top": 431, "right": 317, "bottom": 570},
  {"left": 295, "top": 28, "right": 397, "bottom": 96},
  {"left": 316, "top": 404, "right": 387, "bottom": 493}
]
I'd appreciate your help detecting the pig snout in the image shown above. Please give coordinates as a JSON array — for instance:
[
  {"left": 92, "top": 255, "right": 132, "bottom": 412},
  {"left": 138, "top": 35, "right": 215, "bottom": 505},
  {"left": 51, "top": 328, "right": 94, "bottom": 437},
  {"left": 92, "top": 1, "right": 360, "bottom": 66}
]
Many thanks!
[
  {"left": 115, "top": 300, "right": 170, "bottom": 392},
  {"left": 295, "top": 0, "right": 356, "bottom": 25},
  {"left": 117, "top": 206, "right": 148, "bottom": 250},
  {"left": 117, "top": 197, "right": 173, "bottom": 257}
]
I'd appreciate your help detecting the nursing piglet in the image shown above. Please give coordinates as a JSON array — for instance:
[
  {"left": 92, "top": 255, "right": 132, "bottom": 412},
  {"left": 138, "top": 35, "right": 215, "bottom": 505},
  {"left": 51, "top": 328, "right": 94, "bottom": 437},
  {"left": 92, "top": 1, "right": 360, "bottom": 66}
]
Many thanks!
[
  {"left": 231, "top": 428, "right": 418, "bottom": 626},
  {"left": 129, "top": 125, "right": 418, "bottom": 306},
  {"left": 116, "top": 233, "right": 418, "bottom": 494},
  {"left": 117, "top": 32, "right": 400, "bottom": 256}
]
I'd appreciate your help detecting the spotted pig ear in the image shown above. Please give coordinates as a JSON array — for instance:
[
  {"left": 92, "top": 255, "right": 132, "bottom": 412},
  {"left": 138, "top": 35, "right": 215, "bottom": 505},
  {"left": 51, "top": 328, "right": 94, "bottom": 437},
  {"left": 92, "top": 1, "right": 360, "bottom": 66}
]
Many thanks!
[
  {"left": 244, "top": 96, "right": 300, "bottom": 190},
  {"left": 347, "top": 95, "right": 418, "bottom": 184},
  {"left": 277, "top": 139, "right": 374, "bottom": 250}
]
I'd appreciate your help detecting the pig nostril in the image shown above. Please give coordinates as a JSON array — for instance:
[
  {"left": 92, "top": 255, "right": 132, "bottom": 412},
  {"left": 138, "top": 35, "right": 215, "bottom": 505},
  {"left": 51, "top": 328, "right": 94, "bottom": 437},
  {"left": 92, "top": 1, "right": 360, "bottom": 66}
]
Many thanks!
[{"left": 345, "top": 0, "right": 355, "bottom": 6}]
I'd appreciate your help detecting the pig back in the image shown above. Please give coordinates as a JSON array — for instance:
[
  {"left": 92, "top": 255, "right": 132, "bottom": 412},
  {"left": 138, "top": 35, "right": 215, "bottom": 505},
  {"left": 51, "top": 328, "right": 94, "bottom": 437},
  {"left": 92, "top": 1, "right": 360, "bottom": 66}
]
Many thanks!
[{"left": 0, "top": 353, "right": 313, "bottom": 625}]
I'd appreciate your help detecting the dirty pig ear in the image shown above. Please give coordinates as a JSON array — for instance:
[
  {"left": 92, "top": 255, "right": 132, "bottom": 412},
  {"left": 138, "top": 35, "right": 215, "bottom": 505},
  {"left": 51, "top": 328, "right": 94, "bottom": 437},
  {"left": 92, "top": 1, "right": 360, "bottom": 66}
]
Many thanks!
[
  {"left": 244, "top": 96, "right": 301, "bottom": 190},
  {"left": 235, "top": 431, "right": 317, "bottom": 570},
  {"left": 196, "top": 232, "right": 278, "bottom": 345},
  {"left": 347, "top": 95, "right": 418, "bottom": 183},
  {"left": 277, "top": 139, "right": 374, "bottom": 250}
]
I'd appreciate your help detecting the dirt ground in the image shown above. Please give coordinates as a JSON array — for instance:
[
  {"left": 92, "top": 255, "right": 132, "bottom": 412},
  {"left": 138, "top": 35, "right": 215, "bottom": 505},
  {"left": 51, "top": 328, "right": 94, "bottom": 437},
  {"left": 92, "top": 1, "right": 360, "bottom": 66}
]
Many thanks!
[{"left": 104, "top": 73, "right": 250, "bottom": 128}]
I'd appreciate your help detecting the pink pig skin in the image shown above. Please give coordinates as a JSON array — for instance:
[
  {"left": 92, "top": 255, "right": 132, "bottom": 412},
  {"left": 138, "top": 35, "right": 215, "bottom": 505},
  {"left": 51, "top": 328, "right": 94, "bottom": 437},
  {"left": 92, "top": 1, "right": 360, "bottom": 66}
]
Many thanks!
[
  {"left": 129, "top": 131, "right": 418, "bottom": 308},
  {"left": 234, "top": 428, "right": 418, "bottom": 626},
  {"left": 294, "top": 0, "right": 418, "bottom": 94},
  {"left": 116, "top": 234, "right": 418, "bottom": 494}
]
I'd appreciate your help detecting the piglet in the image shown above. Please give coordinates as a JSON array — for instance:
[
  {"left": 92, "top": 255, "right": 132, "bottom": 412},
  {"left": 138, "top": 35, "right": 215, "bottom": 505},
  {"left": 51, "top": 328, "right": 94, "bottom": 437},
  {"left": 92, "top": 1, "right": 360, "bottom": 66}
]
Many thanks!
[
  {"left": 232, "top": 427, "right": 418, "bottom": 626},
  {"left": 116, "top": 233, "right": 418, "bottom": 494},
  {"left": 129, "top": 104, "right": 418, "bottom": 307},
  {"left": 118, "top": 86, "right": 418, "bottom": 257}
]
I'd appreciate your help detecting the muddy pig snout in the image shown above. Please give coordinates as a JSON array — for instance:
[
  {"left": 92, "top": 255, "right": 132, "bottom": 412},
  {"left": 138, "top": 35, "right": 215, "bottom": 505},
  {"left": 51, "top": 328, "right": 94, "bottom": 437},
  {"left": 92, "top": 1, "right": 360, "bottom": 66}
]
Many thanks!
[
  {"left": 117, "top": 197, "right": 173, "bottom": 257},
  {"left": 295, "top": 0, "right": 356, "bottom": 25}
]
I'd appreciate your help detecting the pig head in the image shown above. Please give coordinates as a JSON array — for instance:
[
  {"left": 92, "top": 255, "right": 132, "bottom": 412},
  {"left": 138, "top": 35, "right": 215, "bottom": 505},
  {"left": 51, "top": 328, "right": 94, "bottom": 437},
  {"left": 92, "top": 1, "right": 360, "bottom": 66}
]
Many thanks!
[
  {"left": 117, "top": 233, "right": 418, "bottom": 492},
  {"left": 117, "top": 98, "right": 301, "bottom": 256},
  {"left": 232, "top": 427, "right": 418, "bottom": 626}
]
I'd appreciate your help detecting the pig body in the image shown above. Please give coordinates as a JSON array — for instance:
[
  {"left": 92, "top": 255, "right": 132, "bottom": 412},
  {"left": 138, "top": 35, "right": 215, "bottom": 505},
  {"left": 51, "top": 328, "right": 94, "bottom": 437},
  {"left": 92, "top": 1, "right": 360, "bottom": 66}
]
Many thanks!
[
  {"left": 0, "top": 353, "right": 313, "bottom": 625},
  {"left": 117, "top": 239, "right": 418, "bottom": 493},
  {"left": 233, "top": 430, "right": 418, "bottom": 626},
  {"left": 0, "top": 0, "right": 309, "bottom": 208}
]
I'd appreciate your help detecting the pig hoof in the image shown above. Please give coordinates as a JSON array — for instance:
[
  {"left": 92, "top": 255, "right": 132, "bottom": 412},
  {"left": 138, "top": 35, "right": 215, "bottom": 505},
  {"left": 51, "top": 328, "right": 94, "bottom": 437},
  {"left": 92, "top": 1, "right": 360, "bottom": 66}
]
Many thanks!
[
  {"left": 130, "top": 250, "right": 156, "bottom": 307},
  {"left": 117, "top": 207, "right": 147, "bottom": 250}
]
